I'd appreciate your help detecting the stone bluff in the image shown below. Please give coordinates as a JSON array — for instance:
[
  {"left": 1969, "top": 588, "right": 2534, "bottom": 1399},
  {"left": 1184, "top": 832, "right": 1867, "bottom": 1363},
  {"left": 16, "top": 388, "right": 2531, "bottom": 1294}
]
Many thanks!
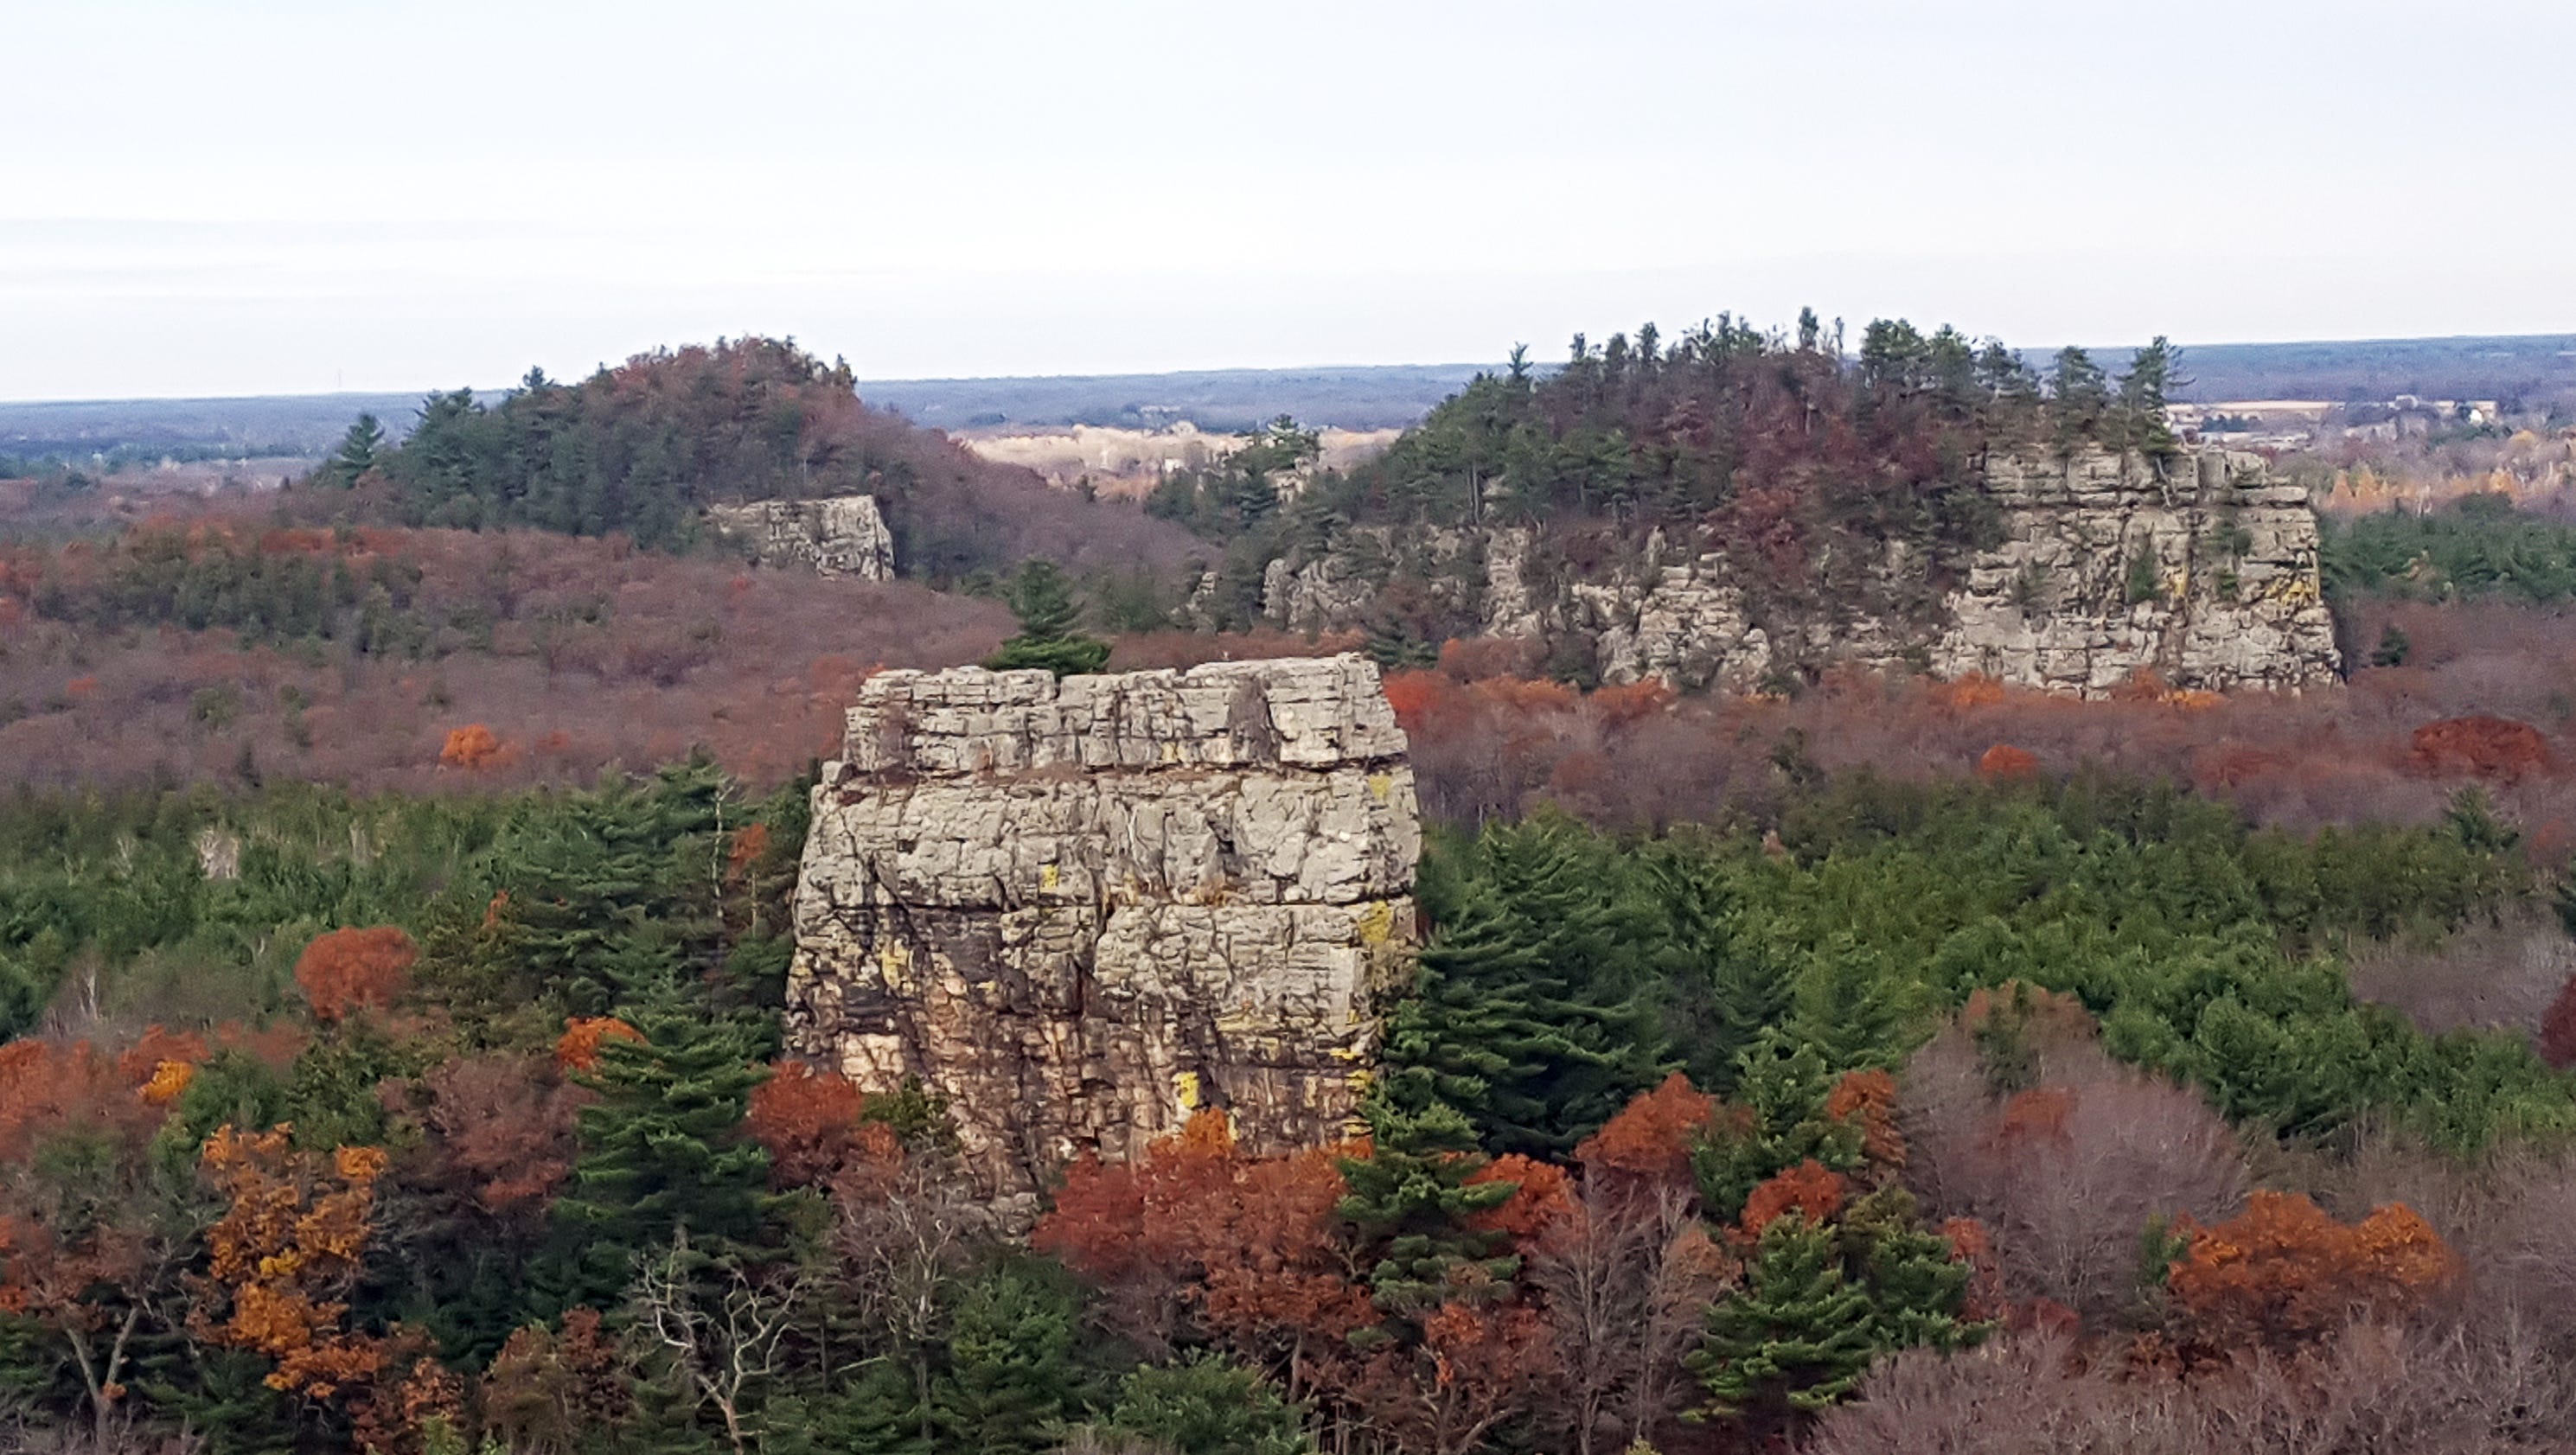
[
  {"left": 1266, "top": 447, "right": 2342, "bottom": 697},
  {"left": 783, "top": 656, "right": 1417, "bottom": 1205}
]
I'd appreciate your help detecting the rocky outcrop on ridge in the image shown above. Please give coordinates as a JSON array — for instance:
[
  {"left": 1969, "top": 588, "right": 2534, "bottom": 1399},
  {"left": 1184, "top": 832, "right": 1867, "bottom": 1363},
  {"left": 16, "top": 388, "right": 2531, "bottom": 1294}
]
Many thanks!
[
  {"left": 1262, "top": 448, "right": 2340, "bottom": 697},
  {"left": 708, "top": 495, "right": 897, "bottom": 580}
]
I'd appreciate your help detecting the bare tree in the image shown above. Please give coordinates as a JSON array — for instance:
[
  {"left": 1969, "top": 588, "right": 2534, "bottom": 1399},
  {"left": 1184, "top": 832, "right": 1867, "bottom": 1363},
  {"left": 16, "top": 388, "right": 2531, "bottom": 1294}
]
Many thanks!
[
  {"left": 1525, "top": 1181, "right": 1731, "bottom": 1455},
  {"left": 630, "top": 1230, "right": 807, "bottom": 1455},
  {"left": 830, "top": 1156, "right": 994, "bottom": 1443}
]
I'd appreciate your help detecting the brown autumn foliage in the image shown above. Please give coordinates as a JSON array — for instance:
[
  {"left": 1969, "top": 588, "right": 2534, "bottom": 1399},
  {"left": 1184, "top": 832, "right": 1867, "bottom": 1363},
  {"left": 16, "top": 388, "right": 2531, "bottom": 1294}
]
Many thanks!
[
  {"left": 0, "top": 514, "right": 1012, "bottom": 792},
  {"left": 1738, "top": 1160, "right": 1847, "bottom": 1241},
  {"left": 1376, "top": 599, "right": 2576, "bottom": 845},
  {"left": 1974, "top": 743, "right": 2039, "bottom": 782},
  {"left": 2164, "top": 1190, "right": 2456, "bottom": 1360},
  {"left": 480, "top": 1307, "right": 631, "bottom": 1455},
  {"left": 396, "top": 1053, "right": 586, "bottom": 1216},
  {"left": 1575, "top": 1072, "right": 1722, "bottom": 1193},
  {"left": 294, "top": 927, "right": 420, "bottom": 1024},
  {"left": 2544, "top": 976, "right": 2576, "bottom": 1070},
  {"left": 2408, "top": 714, "right": 2555, "bottom": 780},
  {"left": 743, "top": 1060, "right": 865, "bottom": 1189}
]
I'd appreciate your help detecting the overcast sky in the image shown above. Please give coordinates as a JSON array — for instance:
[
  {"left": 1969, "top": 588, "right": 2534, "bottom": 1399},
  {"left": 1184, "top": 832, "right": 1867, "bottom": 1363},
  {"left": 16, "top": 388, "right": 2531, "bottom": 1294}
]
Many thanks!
[{"left": 6, "top": 0, "right": 2573, "bottom": 401}]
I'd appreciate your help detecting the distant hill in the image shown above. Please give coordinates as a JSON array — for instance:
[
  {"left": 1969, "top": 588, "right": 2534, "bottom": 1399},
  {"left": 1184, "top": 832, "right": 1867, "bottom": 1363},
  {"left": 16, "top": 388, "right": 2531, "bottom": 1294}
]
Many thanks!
[
  {"left": 2152, "top": 334, "right": 2576, "bottom": 406},
  {"left": 10, "top": 332, "right": 2576, "bottom": 474}
]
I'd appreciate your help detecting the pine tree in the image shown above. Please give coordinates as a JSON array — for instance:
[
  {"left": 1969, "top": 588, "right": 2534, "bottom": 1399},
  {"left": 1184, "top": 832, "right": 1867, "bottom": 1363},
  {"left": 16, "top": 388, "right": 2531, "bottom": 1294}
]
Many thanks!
[
  {"left": 1846, "top": 1187, "right": 1983, "bottom": 1351},
  {"left": 1788, "top": 935, "right": 1914, "bottom": 1074},
  {"left": 1103, "top": 1352, "right": 1310, "bottom": 1455},
  {"left": 1378, "top": 884, "right": 1537, "bottom": 1133},
  {"left": 1689, "top": 1214, "right": 1876, "bottom": 1433},
  {"left": 984, "top": 561, "right": 1110, "bottom": 677},
  {"left": 1336, "top": 1100, "right": 1519, "bottom": 1323},
  {"left": 1693, "top": 1031, "right": 1862, "bottom": 1222},
  {"left": 930, "top": 1263, "right": 1078, "bottom": 1455},
  {"left": 1645, "top": 841, "right": 1794, "bottom": 1094},
  {"left": 1396, "top": 814, "right": 1665, "bottom": 1158},
  {"left": 554, "top": 991, "right": 774, "bottom": 1303},
  {"left": 319, "top": 413, "right": 385, "bottom": 488}
]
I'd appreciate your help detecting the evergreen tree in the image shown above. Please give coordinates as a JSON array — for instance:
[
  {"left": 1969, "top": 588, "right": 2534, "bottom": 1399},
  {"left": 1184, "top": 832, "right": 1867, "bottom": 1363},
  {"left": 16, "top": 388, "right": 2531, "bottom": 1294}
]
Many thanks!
[
  {"left": 1103, "top": 1352, "right": 1311, "bottom": 1455},
  {"left": 1845, "top": 1187, "right": 1984, "bottom": 1350},
  {"left": 1788, "top": 935, "right": 1914, "bottom": 1073},
  {"left": 2116, "top": 336, "right": 2187, "bottom": 456},
  {"left": 1689, "top": 1215, "right": 1878, "bottom": 1433},
  {"left": 318, "top": 413, "right": 385, "bottom": 488},
  {"left": 478, "top": 758, "right": 728, "bottom": 1016},
  {"left": 1429, "top": 813, "right": 1665, "bottom": 1156},
  {"left": 1378, "top": 883, "right": 1537, "bottom": 1135},
  {"left": 1336, "top": 1099, "right": 1519, "bottom": 1323},
  {"left": 930, "top": 1263, "right": 1079, "bottom": 1455},
  {"left": 1692, "top": 1031, "right": 1862, "bottom": 1222},
  {"left": 1645, "top": 840, "right": 1795, "bottom": 1095},
  {"left": 984, "top": 561, "right": 1111, "bottom": 677},
  {"left": 555, "top": 990, "right": 774, "bottom": 1303}
]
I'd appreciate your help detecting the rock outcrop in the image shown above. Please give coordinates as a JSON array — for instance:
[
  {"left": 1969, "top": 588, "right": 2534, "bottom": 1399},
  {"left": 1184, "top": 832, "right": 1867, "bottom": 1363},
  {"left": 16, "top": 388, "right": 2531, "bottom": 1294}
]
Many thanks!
[
  {"left": 1262, "top": 448, "right": 2340, "bottom": 696},
  {"left": 708, "top": 495, "right": 896, "bottom": 580},
  {"left": 784, "top": 656, "right": 1418, "bottom": 1207}
]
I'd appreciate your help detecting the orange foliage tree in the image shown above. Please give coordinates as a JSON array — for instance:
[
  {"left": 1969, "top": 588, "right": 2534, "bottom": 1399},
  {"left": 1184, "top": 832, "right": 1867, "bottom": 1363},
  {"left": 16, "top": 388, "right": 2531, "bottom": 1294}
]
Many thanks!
[
  {"left": 744, "top": 1060, "right": 865, "bottom": 1188},
  {"left": 189, "top": 1126, "right": 393, "bottom": 1403},
  {"left": 554, "top": 1017, "right": 642, "bottom": 1072},
  {"left": 294, "top": 926, "right": 419, "bottom": 1023},
  {"left": 438, "top": 724, "right": 504, "bottom": 769},
  {"left": 2165, "top": 1191, "right": 2456, "bottom": 1357},
  {"left": 1037, "top": 1110, "right": 1372, "bottom": 1388}
]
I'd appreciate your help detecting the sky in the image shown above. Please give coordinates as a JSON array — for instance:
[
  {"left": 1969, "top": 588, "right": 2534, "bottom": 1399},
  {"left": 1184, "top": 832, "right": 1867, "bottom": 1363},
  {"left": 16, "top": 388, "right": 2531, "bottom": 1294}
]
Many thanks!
[{"left": 5, "top": 0, "right": 2574, "bottom": 401}]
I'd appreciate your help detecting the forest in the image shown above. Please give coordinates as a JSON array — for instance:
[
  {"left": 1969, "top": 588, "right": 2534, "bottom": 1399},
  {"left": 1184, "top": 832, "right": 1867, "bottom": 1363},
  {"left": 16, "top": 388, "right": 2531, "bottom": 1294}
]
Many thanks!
[
  {"left": 6, "top": 750, "right": 2576, "bottom": 1455},
  {"left": 10, "top": 318, "right": 2576, "bottom": 1452}
]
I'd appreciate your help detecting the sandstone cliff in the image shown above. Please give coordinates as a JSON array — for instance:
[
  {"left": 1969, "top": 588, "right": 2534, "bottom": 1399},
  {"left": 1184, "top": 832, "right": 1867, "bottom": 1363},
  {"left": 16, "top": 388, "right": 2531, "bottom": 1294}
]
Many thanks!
[
  {"left": 1263, "top": 448, "right": 2340, "bottom": 697},
  {"left": 708, "top": 495, "right": 896, "bottom": 580},
  {"left": 783, "top": 656, "right": 1417, "bottom": 1206}
]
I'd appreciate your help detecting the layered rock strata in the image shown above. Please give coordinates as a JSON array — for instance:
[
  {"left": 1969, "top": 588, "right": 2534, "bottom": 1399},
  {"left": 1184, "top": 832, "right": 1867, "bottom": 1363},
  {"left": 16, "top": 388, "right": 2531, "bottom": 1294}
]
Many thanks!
[
  {"left": 784, "top": 656, "right": 1418, "bottom": 1205},
  {"left": 1262, "top": 448, "right": 2340, "bottom": 696},
  {"left": 708, "top": 495, "right": 896, "bottom": 580}
]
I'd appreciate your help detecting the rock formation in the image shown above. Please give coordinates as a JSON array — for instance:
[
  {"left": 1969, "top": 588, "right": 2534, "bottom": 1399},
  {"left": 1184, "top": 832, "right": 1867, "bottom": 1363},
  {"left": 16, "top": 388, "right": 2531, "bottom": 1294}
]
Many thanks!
[
  {"left": 1263, "top": 448, "right": 2340, "bottom": 697},
  {"left": 783, "top": 655, "right": 1418, "bottom": 1207},
  {"left": 708, "top": 495, "right": 896, "bottom": 580}
]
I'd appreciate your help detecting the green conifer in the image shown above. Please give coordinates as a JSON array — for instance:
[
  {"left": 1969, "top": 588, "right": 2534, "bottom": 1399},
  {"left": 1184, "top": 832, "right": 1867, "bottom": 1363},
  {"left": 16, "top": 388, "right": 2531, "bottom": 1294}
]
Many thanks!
[
  {"left": 1692, "top": 1031, "right": 1862, "bottom": 1222},
  {"left": 984, "top": 561, "right": 1111, "bottom": 677},
  {"left": 930, "top": 1263, "right": 1079, "bottom": 1455},
  {"left": 1335, "top": 1100, "right": 1519, "bottom": 1324},
  {"left": 1689, "top": 1215, "right": 1877, "bottom": 1433},
  {"left": 555, "top": 990, "right": 774, "bottom": 1302}
]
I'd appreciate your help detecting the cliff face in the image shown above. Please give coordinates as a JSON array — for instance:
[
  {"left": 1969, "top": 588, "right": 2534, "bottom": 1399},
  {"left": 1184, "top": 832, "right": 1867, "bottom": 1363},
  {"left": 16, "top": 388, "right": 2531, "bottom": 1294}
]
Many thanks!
[
  {"left": 708, "top": 495, "right": 896, "bottom": 580},
  {"left": 783, "top": 656, "right": 1417, "bottom": 1207},
  {"left": 1265, "top": 448, "right": 2340, "bottom": 697}
]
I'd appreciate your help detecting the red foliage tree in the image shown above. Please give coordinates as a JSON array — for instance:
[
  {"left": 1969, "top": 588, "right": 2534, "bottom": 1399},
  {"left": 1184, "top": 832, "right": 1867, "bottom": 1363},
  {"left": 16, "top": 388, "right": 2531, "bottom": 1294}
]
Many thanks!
[
  {"left": 1576, "top": 1072, "right": 1722, "bottom": 1193},
  {"left": 2540, "top": 973, "right": 2576, "bottom": 1069},
  {"left": 1975, "top": 743, "right": 2040, "bottom": 782},
  {"left": 294, "top": 926, "right": 419, "bottom": 1024},
  {"left": 1738, "top": 1159, "right": 1847, "bottom": 1241},
  {"left": 744, "top": 1060, "right": 865, "bottom": 1188},
  {"left": 2408, "top": 715, "right": 2554, "bottom": 780},
  {"left": 1037, "top": 1111, "right": 1372, "bottom": 1383}
]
